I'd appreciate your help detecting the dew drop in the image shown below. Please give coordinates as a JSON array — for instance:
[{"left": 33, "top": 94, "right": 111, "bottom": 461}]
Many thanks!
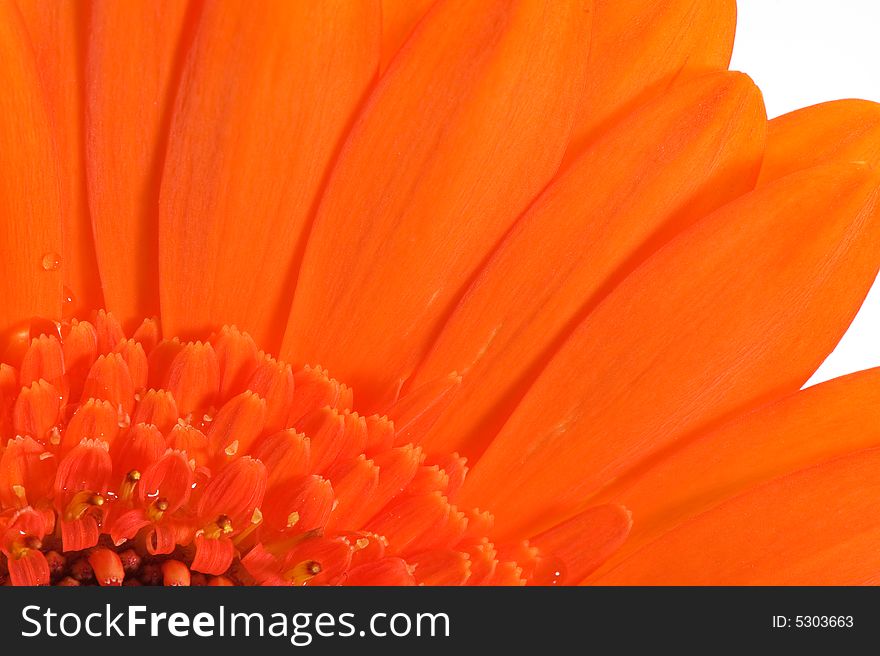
[
  {"left": 117, "top": 404, "right": 131, "bottom": 429},
  {"left": 531, "top": 555, "right": 567, "bottom": 586},
  {"left": 62, "top": 285, "right": 76, "bottom": 319},
  {"left": 41, "top": 252, "right": 61, "bottom": 271}
]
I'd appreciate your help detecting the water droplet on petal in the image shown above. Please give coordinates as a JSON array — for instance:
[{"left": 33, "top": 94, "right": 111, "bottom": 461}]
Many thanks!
[
  {"left": 62, "top": 285, "right": 76, "bottom": 319},
  {"left": 531, "top": 555, "right": 567, "bottom": 585},
  {"left": 41, "top": 252, "right": 61, "bottom": 271}
]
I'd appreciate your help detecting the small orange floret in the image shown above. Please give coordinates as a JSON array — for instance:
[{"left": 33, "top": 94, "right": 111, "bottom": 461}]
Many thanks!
[
  {"left": 89, "top": 547, "right": 124, "bottom": 586},
  {"left": 161, "top": 559, "right": 191, "bottom": 586},
  {"left": 165, "top": 341, "right": 220, "bottom": 416}
]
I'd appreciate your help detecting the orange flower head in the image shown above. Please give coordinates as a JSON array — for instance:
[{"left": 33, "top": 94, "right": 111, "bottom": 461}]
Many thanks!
[{"left": 1, "top": 0, "right": 880, "bottom": 586}]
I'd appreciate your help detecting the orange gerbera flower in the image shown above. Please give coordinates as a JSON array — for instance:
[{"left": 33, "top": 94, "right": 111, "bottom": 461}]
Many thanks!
[{"left": 1, "top": 0, "right": 879, "bottom": 586}]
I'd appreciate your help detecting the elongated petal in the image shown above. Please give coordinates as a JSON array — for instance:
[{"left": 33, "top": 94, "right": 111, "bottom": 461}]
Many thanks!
[
  {"left": 531, "top": 504, "right": 632, "bottom": 583},
  {"left": 0, "top": 2, "right": 62, "bottom": 341},
  {"left": 596, "top": 448, "right": 880, "bottom": 584},
  {"left": 462, "top": 162, "right": 880, "bottom": 538},
  {"left": 379, "top": 0, "right": 436, "bottom": 71},
  {"left": 412, "top": 72, "right": 765, "bottom": 457},
  {"left": 159, "top": 0, "right": 380, "bottom": 350},
  {"left": 565, "top": 0, "right": 735, "bottom": 162},
  {"left": 283, "top": 0, "right": 592, "bottom": 409},
  {"left": 588, "top": 367, "right": 880, "bottom": 573},
  {"left": 17, "top": 0, "right": 101, "bottom": 316},
  {"left": 86, "top": 0, "right": 195, "bottom": 329},
  {"left": 758, "top": 99, "right": 880, "bottom": 184}
]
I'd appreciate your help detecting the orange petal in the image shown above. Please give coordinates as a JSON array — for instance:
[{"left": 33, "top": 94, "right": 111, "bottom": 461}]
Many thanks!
[
  {"left": 54, "top": 438, "right": 112, "bottom": 517},
  {"left": 0, "top": 436, "right": 55, "bottom": 508},
  {"left": 294, "top": 407, "right": 345, "bottom": 474},
  {"left": 406, "top": 464, "right": 448, "bottom": 496},
  {"left": 131, "top": 318, "right": 160, "bottom": 354},
  {"left": 462, "top": 162, "right": 880, "bottom": 538},
  {"left": 387, "top": 372, "right": 462, "bottom": 446},
  {"left": 164, "top": 341, "right": 220, "bottom": 416},
  {"left": 565, "top": 0, "right": 736, "bottom": 163},
  {"left": 251, "top": 429, "right": 311, "bottom": 489},
  {"left": 94, "top": 309, "right": 125, "bottom": 355},
  {"left": 590, "top": 367, "right": 880, "bottom": 572},
  {"left": 282, "top": 0, "right": 592, "bottom": 410},
  {"left": 412, "top": 71, "right": 765, "bottom": 457},
  {"left": 111, "top": 423, "right": 165, "bottom": 481},
  {"left": 337, "top": 411, "right": 368, "bottom": 463},
  {"left": 206, "top": 390, "right": 267, "bottom": 458},
  {"left": 7, "top": 550, "right": 50, "bottom": 586},
  {"left": 0, "top": 2, "right": 63, "bottom": 339},
  {"left": 164, "top": 423, "right": 208, "bottom": 467},
  {"left": 364, "top": 414, "right": 395, "bottom": 457},
  {"left": 112, "top": 339, "right": 149, "bottom": 392},
  {"left": 61, "top": 320, "right": 97, "bottom": 376},
  {"left": 0, "top": 364, "right": 17, "bottom": 439},
  {"left": 262, "top": 474, "right": 334, "bottom": 536},
  {"left": 530, "top": 504, "right": 631, "bottom": 584},
  {"left": 138, "top": 451, "right": 192, "bottom": 512},
  {"left": 159, "top": 0, "right": 380, "bottom": 351},
  {"left": 365, "top": 491, "right": 450, "bottom": 556},
  {"left": 410, "top": 549, "right": 470, "bottom": 586},
  {"left": 288, "top": 366, "right": 346, "bottom": 425},
  {"left": 363, "top": 444, "right": 422, "bottom": 522},
  {"left": 17, "top": 0, "right": 101, "bottom": 316},
  {"left": 161, "top": 559, "right": 191, "bottom": 587},
  {"left": 190, "top": 535, "right": 235, "bottom": 576},
  {"left": 62, "top": 399, "right": 119, "bottom": 453},
  {"left": 595, "top": 447, "right": 880, "bottom": 584},
  {"left": 82, "top": 353, "right": 136, "bottom": 416},
  {"left": 379, "top": 0, "right": 436, "bottom": 71},
  {"left": 196, "top": 456, "right": 267, "bottom": 529},
  {"left": 211, "top": 325, "right": 260, "bottom": 401},
  {"left": 758, "top": 99, "right": 880, "bottom": 185},
  {"left": 207, "top": 576, "right": 232, "bottom": 587},
  {"left": 85, "top": 0, "right": 196, "bottom": 328},
  {"left": 20, "top": 334, "right": 65, "bottom": 390},
  {"left": 89, "top": 547, "right": 124, "bottom": 586},
  {"left": 325, "top": 455, "right": 380, "bottom": 530},
  {"left": 131, "top": 389, "right": 178, "bottom": 434},
  {"left": 246, "top": 358, "right": 294, "bottom": 433},
  {"left": 433, "top": 453, "right": 467, "bottom": 500},
  {"left": 13, "top": 380, "right": 61, "bottom": 444},
  {"left": 462, "top": 540, "right": 498, "bottom": 585},
  {"left": 345, "top": 558, "right": 415, "bottom": 586}
]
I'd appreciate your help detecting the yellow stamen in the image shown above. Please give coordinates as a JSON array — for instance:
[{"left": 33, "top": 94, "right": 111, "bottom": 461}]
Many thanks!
[
  {"left": 64, "top": 491, "right": 104, "bottom": 521},
  {"left": 284, "top": 560, "right": 322, "bottom": 585}
]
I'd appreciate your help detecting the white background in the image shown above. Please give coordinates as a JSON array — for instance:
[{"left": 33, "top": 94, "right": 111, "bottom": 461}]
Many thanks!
[{"left": 729, "top": 0, "right": 880, "bottom": 385}]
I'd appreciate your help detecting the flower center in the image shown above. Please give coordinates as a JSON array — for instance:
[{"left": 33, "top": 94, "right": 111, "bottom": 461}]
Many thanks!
[{"left": 0, "top": 312, "right": 568, "bottom": 586}]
